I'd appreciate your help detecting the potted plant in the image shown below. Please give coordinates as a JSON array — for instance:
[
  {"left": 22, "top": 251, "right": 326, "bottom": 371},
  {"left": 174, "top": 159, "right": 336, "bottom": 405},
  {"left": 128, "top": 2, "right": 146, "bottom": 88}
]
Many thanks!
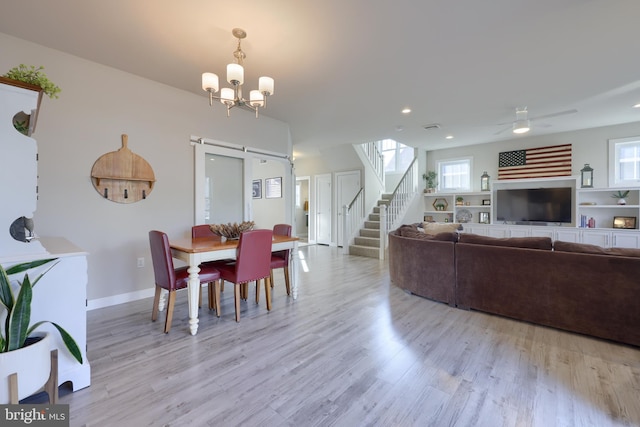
[
  {"left": 0, "top": 258, "right": 82, "bottom": 402},
  {"left": 2, "top": 64, "right": 61, "bottom": 136},
  {"left": 456, "top": 196, "right": 464, "bottom": 206},
  {"left": 612, "top": 190, "right": 629, "bottom": 205},
  {"left": 2, "top": 65, "right": 61, "bottom": 99},
  {"left": 422, "top": 171, "right": 437, "bottom": 193}
]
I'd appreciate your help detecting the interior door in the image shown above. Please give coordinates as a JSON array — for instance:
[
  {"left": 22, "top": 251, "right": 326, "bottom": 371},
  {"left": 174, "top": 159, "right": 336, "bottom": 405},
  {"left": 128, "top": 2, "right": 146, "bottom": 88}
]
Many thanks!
[
  {"left": 316, "top": 174, "right": 331, "bottom": 245},
  {"left": 336, "top": 170, "right": 361, "bottom": 247}
]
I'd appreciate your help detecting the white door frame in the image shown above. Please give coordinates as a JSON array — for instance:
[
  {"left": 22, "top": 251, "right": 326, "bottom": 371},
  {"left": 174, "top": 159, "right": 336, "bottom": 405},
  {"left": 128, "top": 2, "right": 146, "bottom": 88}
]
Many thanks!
[
  {"left": 335, "top": 170, "right": 361, "bottom": 247},
  {"left": 315, "top": 173, "right": 332, "bottom": 245}
]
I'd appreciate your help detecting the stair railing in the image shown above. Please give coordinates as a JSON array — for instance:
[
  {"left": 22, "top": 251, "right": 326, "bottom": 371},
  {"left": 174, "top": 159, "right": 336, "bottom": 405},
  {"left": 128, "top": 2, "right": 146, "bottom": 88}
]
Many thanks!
[
  {"left": 384, "top": 157, "right": 418, "bottom": 236},
  {"left": 379, "top": 204, "right": 387, "bottom": 259},
  {"left": 341, "top": 187, "right": 365, "bottom": 255},
  {"left": 361, "top": 141, "right": 385, "bottom": 185}
]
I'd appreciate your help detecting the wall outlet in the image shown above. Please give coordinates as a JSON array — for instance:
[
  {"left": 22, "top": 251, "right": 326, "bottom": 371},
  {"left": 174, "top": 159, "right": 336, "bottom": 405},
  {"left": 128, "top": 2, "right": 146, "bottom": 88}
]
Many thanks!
[{"left": 137, "top": 257, "right": 145, "bottom": 268}]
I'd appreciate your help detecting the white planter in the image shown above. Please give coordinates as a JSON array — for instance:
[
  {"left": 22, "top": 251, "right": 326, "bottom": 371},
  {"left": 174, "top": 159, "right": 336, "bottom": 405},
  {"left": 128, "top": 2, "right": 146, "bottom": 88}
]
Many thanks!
[{"left": 0, "top": 332, "right": 51, "bottom": 403}]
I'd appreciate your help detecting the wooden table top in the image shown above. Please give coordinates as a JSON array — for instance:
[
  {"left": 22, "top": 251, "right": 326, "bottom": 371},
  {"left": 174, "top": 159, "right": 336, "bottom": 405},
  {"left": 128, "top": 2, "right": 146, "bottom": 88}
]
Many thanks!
[{"left": 170, "top": 235, "right": 298, "bottom": 254}]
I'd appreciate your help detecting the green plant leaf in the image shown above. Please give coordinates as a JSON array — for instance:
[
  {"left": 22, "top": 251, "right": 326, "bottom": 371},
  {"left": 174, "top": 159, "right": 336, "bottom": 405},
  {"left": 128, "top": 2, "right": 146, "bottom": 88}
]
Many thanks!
[
  {"left": 27, "top": 321, "right": 83, "bottom": 364},
  {"left": 5, "top": 259, "right": 57, "bottom": 276},
  {"left": 0, "top": 263, "right": 15, "bottom": 312},
  {"left": 3, "top": 64, "right": 61, "bottom": 98},
  {"left": 7, "top": 274, "right": 32, "bottom": 351}
]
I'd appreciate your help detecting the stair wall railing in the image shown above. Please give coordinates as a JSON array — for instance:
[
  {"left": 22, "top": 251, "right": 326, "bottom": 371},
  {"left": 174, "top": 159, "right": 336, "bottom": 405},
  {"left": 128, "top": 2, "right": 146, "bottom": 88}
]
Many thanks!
[
  {"left": 342, "top": 187, "right": 365, "bottom": 255},
  {"left": 361, "top": 141, "right": 385, "bottom": 185},
  {"left": 384, "top": 157, "right": 419, "bottom": 238}
]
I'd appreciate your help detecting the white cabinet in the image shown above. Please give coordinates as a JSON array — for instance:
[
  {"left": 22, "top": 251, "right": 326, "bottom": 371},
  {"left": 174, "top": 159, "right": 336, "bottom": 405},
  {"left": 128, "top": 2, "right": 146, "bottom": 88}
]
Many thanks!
[
  {"left": 581, "top": 230, "right": 610, "bottom": 247},
  {"left": 0, "top": 80, "right": 90, "bottom": 393},
  {"left": 462, "top": 224, "right": 488, "bottom": 236},
  {"left": 529, "top": 228, "right": 555, "bottom": 239},
  {"left": 555, "top": 229, "right": 581, "bottom": 243},
  {"left": 612, "top": 232, "right": 640, "bottom": 248},
  {"left": 0, "top": 237, "right": 91, "bottom": 391}
]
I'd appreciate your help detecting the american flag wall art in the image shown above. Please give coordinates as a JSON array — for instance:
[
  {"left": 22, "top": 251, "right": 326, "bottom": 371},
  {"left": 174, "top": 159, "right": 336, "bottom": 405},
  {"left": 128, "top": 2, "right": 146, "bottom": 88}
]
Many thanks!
[{"left": 498, "top": 144, "right": 572, "bottom": 180}]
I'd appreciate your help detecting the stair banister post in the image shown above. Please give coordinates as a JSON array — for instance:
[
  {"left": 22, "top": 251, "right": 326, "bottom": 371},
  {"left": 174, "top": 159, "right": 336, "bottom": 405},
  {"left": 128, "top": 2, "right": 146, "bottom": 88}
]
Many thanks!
[
  {"left": 342, "top": 204, "right": 349, "bottom": 255},
  {"left": 379, "top": 204, "right": 387, "bottom": 260}
]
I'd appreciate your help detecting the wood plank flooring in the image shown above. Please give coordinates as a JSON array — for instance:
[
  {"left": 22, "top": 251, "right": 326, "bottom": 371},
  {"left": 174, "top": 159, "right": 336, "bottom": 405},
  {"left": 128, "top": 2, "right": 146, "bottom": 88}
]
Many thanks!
[{"left": 29, "top": 245, "right": 640, "bottom": 426}]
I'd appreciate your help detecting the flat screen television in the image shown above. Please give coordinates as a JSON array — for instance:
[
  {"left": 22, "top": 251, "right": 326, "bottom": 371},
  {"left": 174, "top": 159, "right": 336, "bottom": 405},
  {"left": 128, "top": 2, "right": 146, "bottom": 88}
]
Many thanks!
[{"left": 496, "top": 187, "right": 572, "bottom": 224}]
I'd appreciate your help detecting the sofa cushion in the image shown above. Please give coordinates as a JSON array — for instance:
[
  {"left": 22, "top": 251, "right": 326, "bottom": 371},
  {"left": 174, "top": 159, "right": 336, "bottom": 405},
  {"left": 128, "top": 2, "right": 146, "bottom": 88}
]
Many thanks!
[
  {"left": 397, "top": 225, "right": 458, "bottom": 242},
  {"left": 458, "top": 233, "right": 553, "bottom": 250},
  {"left": 421, "top": 222, "right": 463, "bottom": 235},
  {"left": 554, "top": 240, "right": 640, "bottom": 258}
]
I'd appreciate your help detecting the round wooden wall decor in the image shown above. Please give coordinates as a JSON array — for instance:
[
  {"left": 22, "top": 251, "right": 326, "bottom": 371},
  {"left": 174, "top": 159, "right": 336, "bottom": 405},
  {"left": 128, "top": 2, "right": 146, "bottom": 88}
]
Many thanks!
[{"left": 90, "top": 134, "right": 155, "bottom": 203}]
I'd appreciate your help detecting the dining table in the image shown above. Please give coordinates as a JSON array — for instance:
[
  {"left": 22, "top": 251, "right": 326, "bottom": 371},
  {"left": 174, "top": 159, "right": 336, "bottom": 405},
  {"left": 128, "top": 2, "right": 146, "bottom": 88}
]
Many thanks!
[{"left": 169, "top": 234, "right": 299, "bottom": 335}]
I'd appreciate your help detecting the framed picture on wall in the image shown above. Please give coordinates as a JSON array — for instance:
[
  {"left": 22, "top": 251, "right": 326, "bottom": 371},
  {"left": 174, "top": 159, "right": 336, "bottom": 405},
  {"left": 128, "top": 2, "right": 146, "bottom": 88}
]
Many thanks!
[
  {"left": 252, "top": 179, "right": 262, "bottom": 199},
  {"left": 613, "top": 216, "right": 636, "bottom": 229},
  {"left": 265, "top": 177, "right": 282, "bottom": 199}
]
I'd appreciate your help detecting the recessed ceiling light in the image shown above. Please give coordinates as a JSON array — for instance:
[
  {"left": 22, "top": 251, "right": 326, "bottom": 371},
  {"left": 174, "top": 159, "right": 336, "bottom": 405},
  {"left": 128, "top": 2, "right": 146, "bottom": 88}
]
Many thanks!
[
  {"left": 401, "top": 107, "right": 411, "bottom": 114},
  {"left": 445, "top": 135, "right": 454, "bottom": 139},
  {"left": 633, "top": 103, "right": 640, "bottom": 108}
]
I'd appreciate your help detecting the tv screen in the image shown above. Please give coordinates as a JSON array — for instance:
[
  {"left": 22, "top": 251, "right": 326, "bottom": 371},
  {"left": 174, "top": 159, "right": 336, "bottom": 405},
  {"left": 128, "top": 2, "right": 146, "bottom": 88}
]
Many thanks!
[{"left": 496, "top": 187, "right": 572, "bottom": 224}]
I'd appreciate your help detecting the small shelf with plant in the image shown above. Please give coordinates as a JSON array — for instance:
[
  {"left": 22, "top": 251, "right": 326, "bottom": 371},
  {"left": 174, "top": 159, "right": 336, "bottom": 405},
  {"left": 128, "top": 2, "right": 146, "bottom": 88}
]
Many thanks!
[{"left": 1, "top": 64, "right": 60, "bottom": 136}]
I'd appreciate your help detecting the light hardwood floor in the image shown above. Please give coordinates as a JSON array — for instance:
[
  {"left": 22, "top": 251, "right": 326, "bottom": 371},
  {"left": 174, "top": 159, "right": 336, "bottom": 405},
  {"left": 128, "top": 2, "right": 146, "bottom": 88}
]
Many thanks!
[{"left": 31, "top": 245, "right": 640, "bottom": 426}]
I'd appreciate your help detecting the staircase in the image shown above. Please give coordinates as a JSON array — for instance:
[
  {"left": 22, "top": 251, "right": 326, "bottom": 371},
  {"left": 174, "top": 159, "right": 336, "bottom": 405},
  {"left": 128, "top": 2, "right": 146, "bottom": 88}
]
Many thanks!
[{"left": 348, "top": 194, "right": 390, "bottom": 258}]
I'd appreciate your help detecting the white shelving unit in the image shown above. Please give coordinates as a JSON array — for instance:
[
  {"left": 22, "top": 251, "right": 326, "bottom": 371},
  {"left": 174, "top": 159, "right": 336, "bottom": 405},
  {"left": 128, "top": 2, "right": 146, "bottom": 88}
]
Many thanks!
[
  {"left": 577, "top": 188, "right": 640, "bottom": 230},
  {"left": 423, "top": 177, "right": 640, "bottom": 248},
  {"left": 424, "top": 191, "right": 492, "bottom": 224}
]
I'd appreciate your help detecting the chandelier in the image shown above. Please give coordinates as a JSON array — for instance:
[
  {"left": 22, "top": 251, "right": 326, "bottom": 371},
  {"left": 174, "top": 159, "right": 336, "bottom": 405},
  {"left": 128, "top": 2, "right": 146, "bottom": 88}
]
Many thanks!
[{"left": 201, "top": 28, "right": 274, "bottom": 118}]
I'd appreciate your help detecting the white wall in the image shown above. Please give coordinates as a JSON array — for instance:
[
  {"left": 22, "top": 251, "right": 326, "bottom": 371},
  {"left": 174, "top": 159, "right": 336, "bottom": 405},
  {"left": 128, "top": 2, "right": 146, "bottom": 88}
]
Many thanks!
[
  {"left": 426, "top": 121, "right": 640, "bottom": 192},
  {"left": 0, "top": 33, "right": 291, "bottom": 304},
  {"left": 293, "top": 144, "right": 365, "bottom": 243},
  {"left": 251, "top": 158, "right": 286, "bottom": 229},
  {"left": 399, "top": 121, "right": 640, "bottom": 225}
]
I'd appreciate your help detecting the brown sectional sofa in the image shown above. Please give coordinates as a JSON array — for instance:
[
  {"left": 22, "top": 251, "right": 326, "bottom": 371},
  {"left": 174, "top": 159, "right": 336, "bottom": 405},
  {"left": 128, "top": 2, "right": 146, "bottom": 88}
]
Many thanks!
[
  {"left": 388, "top": 225, "right": 457, "bottom": 306},
  {"left": 389, "top": 224, "right": 640, "bottom": 347}
]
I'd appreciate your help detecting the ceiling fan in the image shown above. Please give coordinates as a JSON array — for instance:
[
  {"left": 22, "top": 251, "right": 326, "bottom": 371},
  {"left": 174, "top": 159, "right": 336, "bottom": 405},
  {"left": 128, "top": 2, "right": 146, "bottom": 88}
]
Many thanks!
[{"left": 494, "top": 107, "right": 578, "bottom": 135}]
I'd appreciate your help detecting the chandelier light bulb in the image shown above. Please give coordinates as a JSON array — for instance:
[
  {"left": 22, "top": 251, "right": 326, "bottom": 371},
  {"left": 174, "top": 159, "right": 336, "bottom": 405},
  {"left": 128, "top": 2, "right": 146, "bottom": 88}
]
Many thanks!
[
  {"left": 250, "top": 90, "right": 264, "bottom": 107},
  {"left": 220, "top": 88, "right": 235, "bottom": 105},
  {"left": 202, "top": 72, "right": 219, "bottom": 92},
  {"left": 227, "top": 63, "right": 244, "bottom": 85},
  {"left": 259, "top": 76, "right": 274, "bottom": 96}
]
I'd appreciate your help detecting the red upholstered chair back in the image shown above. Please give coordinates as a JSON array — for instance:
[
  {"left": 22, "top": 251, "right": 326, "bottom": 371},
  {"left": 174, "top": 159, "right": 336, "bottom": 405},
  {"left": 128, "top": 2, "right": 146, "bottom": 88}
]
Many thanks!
[
  {"left": 234, "top": 229, "right": 273, "bottom": 284},
  {"left": 272, "top": 223, "right": 292, "bottom": 263},
  {"left": 149, "top": 230, "right": 179, "bottom": 291},
  {"left": 192, "top": 224, "right": 222, "bottom": 240}
]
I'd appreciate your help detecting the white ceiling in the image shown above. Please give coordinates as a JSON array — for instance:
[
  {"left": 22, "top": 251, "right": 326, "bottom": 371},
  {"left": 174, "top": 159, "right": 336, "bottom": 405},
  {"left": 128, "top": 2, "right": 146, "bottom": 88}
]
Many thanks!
[{"left": 2, "top": 0, "right": 640, "bottom": 158}]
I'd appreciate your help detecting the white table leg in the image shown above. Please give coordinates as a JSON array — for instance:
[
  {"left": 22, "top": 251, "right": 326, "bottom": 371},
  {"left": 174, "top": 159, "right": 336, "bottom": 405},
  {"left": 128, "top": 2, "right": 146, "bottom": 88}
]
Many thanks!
[
  {"left": 291, "top": 240, "right": 299, "bottom": 300},
  {"left": 187, "top": 261, "right": 201, "bottom": 335}
]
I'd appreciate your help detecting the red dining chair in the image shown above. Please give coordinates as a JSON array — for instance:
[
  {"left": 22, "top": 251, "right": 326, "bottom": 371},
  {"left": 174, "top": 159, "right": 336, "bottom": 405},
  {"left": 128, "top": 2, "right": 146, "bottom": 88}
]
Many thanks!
[
  {"left": 192, "top": 224, "right": 222, "bottom": 240},
  {"left": 192, "top": 224, "right": 229, "bottom": 300},
  {"left": 270, "top": 223, "right": 292, "bottom": 296},
  {"left": 210, "top": 229, "right": 273, "bottom": 322},
  {"left": 149, "top": 230, "right": 222, "bottom": 333}
]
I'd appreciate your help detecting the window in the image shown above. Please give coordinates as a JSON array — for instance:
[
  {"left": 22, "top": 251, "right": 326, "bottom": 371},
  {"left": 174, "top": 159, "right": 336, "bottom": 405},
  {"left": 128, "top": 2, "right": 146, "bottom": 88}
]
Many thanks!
[
  {"left": 609, "top": 137, "right": 640, "bottom": 187},
  {"left": 380, "top": 139, "right": 413, "bottom": 173},
  {"left": 437, "top": 157, "right": 472, "bottom": 191}
]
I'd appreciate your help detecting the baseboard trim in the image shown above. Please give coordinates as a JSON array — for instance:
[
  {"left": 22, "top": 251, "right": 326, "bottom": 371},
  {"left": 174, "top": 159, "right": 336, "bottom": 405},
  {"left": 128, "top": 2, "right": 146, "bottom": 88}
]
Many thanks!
[{"left": 87, "top": 288, "right": 154, "bottom": 311}]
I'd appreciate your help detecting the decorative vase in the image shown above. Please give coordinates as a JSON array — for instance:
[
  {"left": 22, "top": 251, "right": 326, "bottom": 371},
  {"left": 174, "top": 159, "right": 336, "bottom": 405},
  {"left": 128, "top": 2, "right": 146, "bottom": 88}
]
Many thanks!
[
  {"left": 618, "top": 198, "right": 627, "bottom": 205},
  {"left": 0, "top": 332, "right": 52, "bottom": 403}
]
